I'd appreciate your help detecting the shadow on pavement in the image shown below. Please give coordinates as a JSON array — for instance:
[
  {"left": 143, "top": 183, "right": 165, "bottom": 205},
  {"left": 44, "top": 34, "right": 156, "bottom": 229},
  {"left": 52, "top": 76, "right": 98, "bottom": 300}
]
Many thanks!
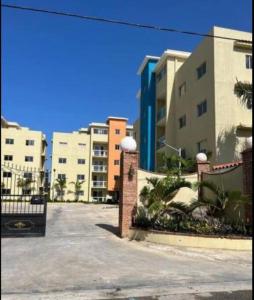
[{"left": 96, "top": 223, "right": 120, "bottom": 237}]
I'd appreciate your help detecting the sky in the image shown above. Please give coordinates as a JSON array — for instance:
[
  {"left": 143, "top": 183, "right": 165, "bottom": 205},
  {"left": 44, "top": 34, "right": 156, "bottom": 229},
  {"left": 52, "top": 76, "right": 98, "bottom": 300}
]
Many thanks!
[{"left": 2, "top": 0, "right": 252, "bottom": 169}]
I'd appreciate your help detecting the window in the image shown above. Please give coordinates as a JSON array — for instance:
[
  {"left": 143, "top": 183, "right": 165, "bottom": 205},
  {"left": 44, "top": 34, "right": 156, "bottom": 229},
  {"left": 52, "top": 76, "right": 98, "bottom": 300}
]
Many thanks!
[
  {"left": 77, "top": 174, "right": 85, "bottom": 180},
  {"left": 197, "top": 62, "right": 206, "bottom": 79},
  {"left": 179, "top": 115, "right": 186, "bottom": 129},
  {"left": 5, "top": 138, "right": 14, "bottom": 144},
  {"left": 26, "top": 140, "right": 35, "bottom": 146},
  {"left": 58, "top": 174, "right": 66, "bottom": 180},
  {"left": 78, "top": 159, "right": 85, "bottom": 164},
  {"left": 25, "top": 156, "right": 33, "bottom": 162},
  {"left": 58, "top": 158, "right": 67, "bottom": 164},
  {"left": 22, "top": 189, "right": 31, "bottom": 195},
  {"left": 179, "top": 82, "right": 186, "bottom": 97},
  {"left": 197, "top": 100, "right": 207, "bottom": 117},
  {"left": 93, "top": 128, "right": 108, "bottom": 134},
  {"left": 115, "top": 144, "right": 120, "bottom": 150},
  {"left": 78, "top": 143, "right": 86, "bottom": 147},
  {"left": 4, "top": 155, "right": 13, "bottom": 161},
  {"left": 3, "top": 172, "right": 12, "bottom": 178},
  {"left": 59, "top": 142, "right": 68, "bottom": 145},
  {"left": 115, "top": 129, "right": 120, "bottom": 135},
  {"left": 77, "top": 190, "right": 84, "bottom": 196},
  {"left": 1, "top": 188, "right": 11, "bottom": 195},
  {"left": 246, "top": 55, "right": 252, "bottom": 69},
  {"left": 24, "top": 172, "right": 33, "bottom": 179},
  {"left": 126, "top": 131, "right": 133, "bottom": 137},
  {"left": 197, "top": 140, "right": 207, "bottom": 153},
  {"left": 114, "top": 175, "right": 119, "bottom": 180},
  {"left": 114, "top": 160, "right": 120, "bottom": 165}
]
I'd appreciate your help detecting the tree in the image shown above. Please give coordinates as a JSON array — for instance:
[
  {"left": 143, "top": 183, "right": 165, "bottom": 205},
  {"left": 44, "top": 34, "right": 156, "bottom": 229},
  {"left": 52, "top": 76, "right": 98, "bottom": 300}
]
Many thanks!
[
  {"left": 139, "top": 176, "right": 192, "bottom": 223},
  {"left": 54, "top": 178, "right": 66, "bottom": 201},
  {"left": 190, "top": 181, "right": 250, "bottom": 224},
  {"left": 234, "top": 80, "right": 252, "bottom": 109},
  {"left": 17, "top": 178, "right": 35, "bottom": 194},
  {"left": 68, "top": 180, "right": 85, "bottom": 202}
]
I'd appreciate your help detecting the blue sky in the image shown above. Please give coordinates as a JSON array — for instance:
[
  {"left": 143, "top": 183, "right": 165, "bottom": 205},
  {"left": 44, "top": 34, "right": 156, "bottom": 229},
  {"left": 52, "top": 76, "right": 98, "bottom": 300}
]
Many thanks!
[{"left": 2, "top": 0, "right": 252, "bottom": 168}]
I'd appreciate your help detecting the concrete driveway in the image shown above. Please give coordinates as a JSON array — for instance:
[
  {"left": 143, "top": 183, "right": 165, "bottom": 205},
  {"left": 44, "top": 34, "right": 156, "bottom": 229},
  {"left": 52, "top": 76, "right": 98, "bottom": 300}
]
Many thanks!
[{"left": 1, "top": 203, "right": 252, "bottom": 299}]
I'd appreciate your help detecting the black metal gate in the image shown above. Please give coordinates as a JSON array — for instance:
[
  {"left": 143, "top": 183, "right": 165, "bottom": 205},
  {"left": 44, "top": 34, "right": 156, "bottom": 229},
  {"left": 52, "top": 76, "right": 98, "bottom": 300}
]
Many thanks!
[{"left": 1, "top": 163, "right": 49, "bottom": 237}]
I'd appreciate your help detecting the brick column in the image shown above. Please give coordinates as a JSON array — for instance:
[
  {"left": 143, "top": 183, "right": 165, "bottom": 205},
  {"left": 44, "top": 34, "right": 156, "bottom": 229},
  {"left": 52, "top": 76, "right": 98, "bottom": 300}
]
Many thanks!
[
  {"left": 196, "top": 160, "right": 211, "bottom": 181},
  {"left": 119, "top": 151, "right": 138, "bottom": 238},
  {"left": 241, "top": 148, "right": 252, "bottom": 224}
]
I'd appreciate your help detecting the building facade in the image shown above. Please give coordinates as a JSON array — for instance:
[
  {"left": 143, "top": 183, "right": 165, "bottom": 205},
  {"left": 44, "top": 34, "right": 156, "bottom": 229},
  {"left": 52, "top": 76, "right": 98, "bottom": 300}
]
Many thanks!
[
  {"left": 136, "top": 26, "right": 252, "bottom": 171},
  {"left": 51, "top": 117, "right": 133, "bottom": 202},
  {"left": 1, "top": 116, "right": 47, "bottom": 195}
]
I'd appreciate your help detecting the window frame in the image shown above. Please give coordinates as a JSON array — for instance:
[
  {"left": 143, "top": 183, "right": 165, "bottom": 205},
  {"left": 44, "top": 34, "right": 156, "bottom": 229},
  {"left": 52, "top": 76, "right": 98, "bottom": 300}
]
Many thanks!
[
  {"left": 4, "top": 155, "right": 13, "bottom": 161},
  {"left": 179, "top": 115, "right": 186, "bottom": 129},
  {"left": 25, "top": 140, "right": 35, "bottom": 146},
  {"left": 25, "top": 156, "right": 34, "bottom": 162},
  {"left": 58, "top": 157, "right": 67, "bottom": 164},
  {"left": 5, "top": 138, "right": 14, "bottom": 145}
]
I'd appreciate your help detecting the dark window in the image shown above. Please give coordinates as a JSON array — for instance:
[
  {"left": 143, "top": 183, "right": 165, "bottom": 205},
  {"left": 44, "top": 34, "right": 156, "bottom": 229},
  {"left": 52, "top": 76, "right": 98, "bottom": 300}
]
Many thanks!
[
  {"left": 24, "top": 172, "right": 33, "bottom": 179},
  {"left": 58, "top": 174, "right": 66, "bottom": 180},
  {"left": 197, "top": 62, "right": 206, "bottom": 79},
  {"left": 4, "top": 155, "right": 13, "bottom": 161},
  {"left": 22, "top": 189, "right": 31, "bottom": 195},
  {"left": 25, "top": 156, "right": 33, "bottom": 162},
  {"left": 115, "top": 144, "right": 120, "bottom": 150},
  {"left": 114, "top": 175, "right": 119, "bottom": 180},
  {"left": 58, "top": 158, "right": 67, "bottom": 164},
  {"left": 77, "top": 191, "right": 84, "bottom": 196},
  {"left": 1, "top": 188, "right": 11, "bottom": 195},
  {"left": 77, "top": 174, "right": 85, "bottom": 180},
  {"left": 114, "top": 160, "right": 120, "bottom": 165},
  {"left": 26, "top": 140, "right": 35, "bottom": 146},
  {"left": 179, "top": 82, "right": 186, "bottom": 97},
  {"left": 94, "top": 128, "right": 108, "bottom": 134},
  {"left": 126, "top": 131, "right": 132, "bottom": 137},
  {"left": 3, "top": 172, "right": 12, "bottom": 178},
  {"left": 59, "top": 142, "right": 68, "bottom": 145},
  {"left": 179, "top": 115, "right": 186, "bottom": 129},
  {"left": 78, "top": 159, "right": 85, "bottom": 164},
  {"left": 5, "top": 138, "right": 14, "bottom": 144},
  {"left": 115, "top": 129, "right": 120, "bottom": 135},
  {"left": 78, "top": 143, "right": 86, "bottom": 146},
  {"left": 246, "top": 55, "right": 252, "bottom": 69},
  {"left": 197, "top": 100, "right": 207, "bottom": 117},
  {"left": 197, "top": 140, "right": 207, "bottom": 153}
]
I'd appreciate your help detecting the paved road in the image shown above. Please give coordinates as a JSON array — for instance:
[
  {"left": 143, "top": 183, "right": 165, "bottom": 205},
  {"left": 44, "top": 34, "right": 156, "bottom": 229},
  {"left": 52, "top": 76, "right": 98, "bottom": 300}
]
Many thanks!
[{"left": 1, "top": 203, "right": 252, "bottom": 299}]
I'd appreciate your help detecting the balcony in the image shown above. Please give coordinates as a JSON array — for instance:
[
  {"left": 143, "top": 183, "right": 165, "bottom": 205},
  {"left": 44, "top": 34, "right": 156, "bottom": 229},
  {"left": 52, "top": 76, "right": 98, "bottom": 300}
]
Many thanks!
[
  {"left": 92, "top": 165, "right": 107, "bottom": 172},
  {"left": 93, "top": 150, "right": 108, "bottom": 157},
  {"left": 156, "top": 136, "right": 166, "bottom": 150},
  {"left": 157, "top": 107, "right": 166, "bottom": 122},
  {"left": 92, "top": 181, "right": 107, "bottom": 188},
  {"left": 92, "top": 197, "right": 107, "bottom": 202}
]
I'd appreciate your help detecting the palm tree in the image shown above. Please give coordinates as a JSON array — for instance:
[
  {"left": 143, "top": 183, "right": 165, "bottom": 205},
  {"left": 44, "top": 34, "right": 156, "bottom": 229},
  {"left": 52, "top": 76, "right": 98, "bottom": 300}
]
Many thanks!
[
  {"left": 68, "top": 180, "right": 85, "bottom": 202},
  {"left": 139, "top": 176, "right": 192, "bottom": 223},
  {"left": 234, "top": 80, "right": 252, "bottom": 109},
  {"left": 190, "top": 181, "right": 250, "bottom": 224},
  {"left": 54, "top": 178, "right": 66, "bottom": 201},
  {"left": 17, "top": 178, "right": 35, "bottom": 194}
]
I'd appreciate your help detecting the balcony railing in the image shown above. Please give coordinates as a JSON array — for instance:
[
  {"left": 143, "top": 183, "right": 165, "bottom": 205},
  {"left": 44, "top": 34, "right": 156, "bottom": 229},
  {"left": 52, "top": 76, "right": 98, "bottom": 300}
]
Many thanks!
[
  {"left": 92, "top": 197, "right": 107, "bottom": 202},
  {"left": 92, "top": 165, "right": 107, "bottom": 172},
  {"left": 92, "top": 181, "right": 107, "bottom": 188},
  {"left": 93, "top": 150, "right": 108, "bottom": 157},
  {"left": 156, "top": 136, "right": 165, "bottom": 149},
  {"left": 157, "top": 107, "right": 166, "bottom": 122}
]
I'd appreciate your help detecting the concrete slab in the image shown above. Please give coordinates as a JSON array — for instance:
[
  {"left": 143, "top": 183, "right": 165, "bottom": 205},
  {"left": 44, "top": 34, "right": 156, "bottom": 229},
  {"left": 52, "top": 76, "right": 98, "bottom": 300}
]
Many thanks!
[{"left": 1, "top": 203, "right": 252, "bottom": 299}]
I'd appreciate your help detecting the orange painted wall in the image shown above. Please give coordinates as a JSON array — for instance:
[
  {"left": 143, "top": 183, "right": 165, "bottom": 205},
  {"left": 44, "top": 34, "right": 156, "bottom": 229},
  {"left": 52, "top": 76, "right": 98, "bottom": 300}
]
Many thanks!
[{"left": 107, "top": 118, "right": 127, "bottom": 192}]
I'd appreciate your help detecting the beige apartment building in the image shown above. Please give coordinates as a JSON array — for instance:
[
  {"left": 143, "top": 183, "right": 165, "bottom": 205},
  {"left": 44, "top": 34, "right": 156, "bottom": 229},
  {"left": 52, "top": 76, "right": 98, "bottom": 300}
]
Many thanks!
[
  {"left": 136, "top": 26, "right": 252, "bottom": 171},
  {"left": 1, "top": 116, "right": 47, "bottom": 195},
  {"left": 51, "top": 117, "right": 133, "bottom": 202}
]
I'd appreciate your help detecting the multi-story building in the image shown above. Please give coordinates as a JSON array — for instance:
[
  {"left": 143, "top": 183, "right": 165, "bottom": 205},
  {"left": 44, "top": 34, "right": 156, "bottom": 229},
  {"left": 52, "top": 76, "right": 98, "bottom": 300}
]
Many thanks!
[
  {"left": 136, "top": 26, "right": 252, "bottom": 171},
  {"left": 51, "top": 116, "right": 133, "bottom": 202},
  {"left": 1, "top": 116, "right": 47, "bottom": 195}
]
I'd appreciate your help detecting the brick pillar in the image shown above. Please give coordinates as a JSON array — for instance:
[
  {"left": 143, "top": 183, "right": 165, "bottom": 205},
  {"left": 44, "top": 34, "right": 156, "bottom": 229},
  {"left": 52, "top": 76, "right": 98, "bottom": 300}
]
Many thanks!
[
  {"left": 119, "top": 151, "right": 138, "bottom": 238},
  {"left": 241, "top": 148, "right": 252, "bottom": 224},
  {"left": 196, "top": 160, "right": 211, "bottom": 181}
]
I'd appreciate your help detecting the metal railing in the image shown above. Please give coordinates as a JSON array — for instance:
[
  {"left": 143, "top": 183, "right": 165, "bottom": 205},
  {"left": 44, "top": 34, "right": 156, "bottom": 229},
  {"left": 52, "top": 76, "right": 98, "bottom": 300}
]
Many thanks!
[
  {"left": 92, "top": 181, "right": 107, "bottom": 188},
  {"left": 92, "top": 165, "right": 107, "bottom": 172},
  {"left": 93, "top": 150, "right": 108, "bottom": 157}
]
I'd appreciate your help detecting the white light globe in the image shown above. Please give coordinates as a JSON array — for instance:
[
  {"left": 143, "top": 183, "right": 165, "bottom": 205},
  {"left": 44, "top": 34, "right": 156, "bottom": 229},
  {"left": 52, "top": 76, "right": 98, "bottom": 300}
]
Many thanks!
[
  {"left": 196, "top": 152, "right": 207, "bottom": 162},
  {"left": 246, "top": 136, "right": 252, "bottom": 148},
  {"left": 120, "top": 136, "right": 137, "bottom": 151}
]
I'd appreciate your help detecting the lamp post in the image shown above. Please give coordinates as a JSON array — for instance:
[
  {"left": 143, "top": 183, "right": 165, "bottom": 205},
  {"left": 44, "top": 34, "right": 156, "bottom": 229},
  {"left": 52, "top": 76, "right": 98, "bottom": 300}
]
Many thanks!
[{"left": 162, "top": 141, "right": 182, "bottom": 175}]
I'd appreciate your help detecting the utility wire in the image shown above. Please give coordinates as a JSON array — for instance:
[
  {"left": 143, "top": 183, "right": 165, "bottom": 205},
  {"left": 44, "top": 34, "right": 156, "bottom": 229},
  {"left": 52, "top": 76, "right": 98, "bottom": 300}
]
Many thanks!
[{"left": 2, "top": 3, "right": 252, "bottom": 44}]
